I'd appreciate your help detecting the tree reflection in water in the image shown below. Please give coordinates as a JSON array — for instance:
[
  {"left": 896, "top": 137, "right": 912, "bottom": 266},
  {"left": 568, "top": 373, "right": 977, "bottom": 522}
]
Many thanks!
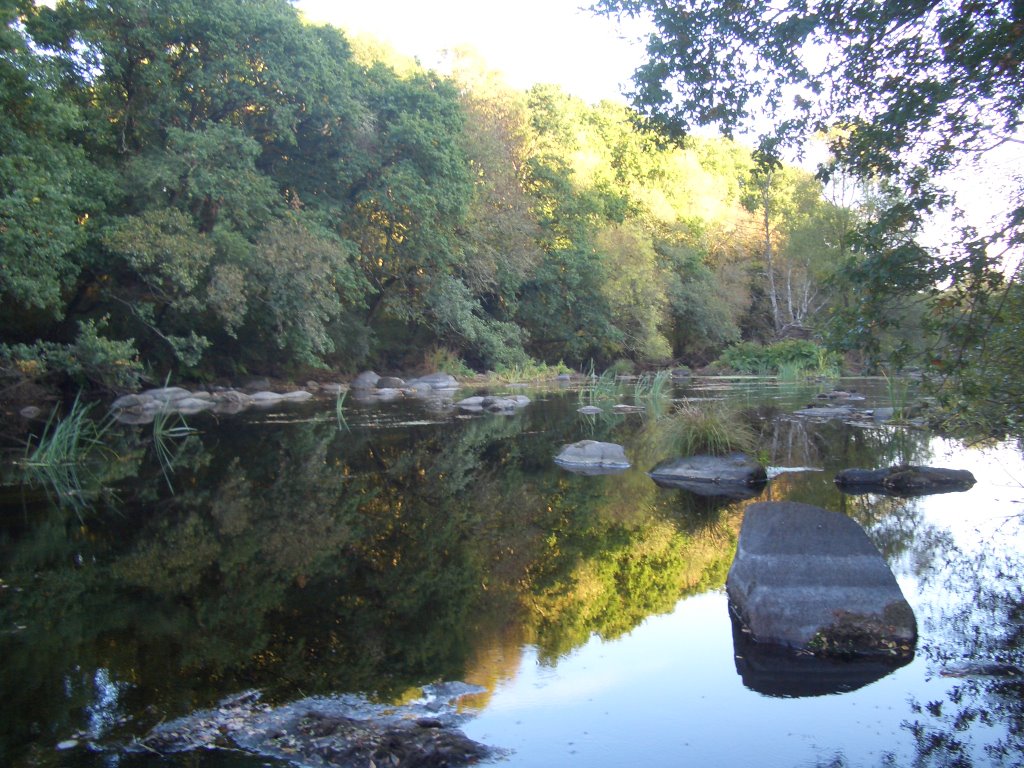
[{"left": 0, "top": 386, "right": 1021, "bottom": 768}]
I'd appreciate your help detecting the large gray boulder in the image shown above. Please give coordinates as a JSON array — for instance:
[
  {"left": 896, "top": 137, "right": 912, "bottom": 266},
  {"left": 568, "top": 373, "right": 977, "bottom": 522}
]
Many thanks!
[
  {"left": 409, "top": 372, "right": 460, "bottom": 390},
  {"left": 726, "top": 502, "right": 916, "bottom": 656},
  {"left": 554, "top": 440, "right": 630, "bottom": 475},
  {"left": 350, "top": 371, "right": 381, "bottom": 390},
  {"left": 649, "top": 453, "right": 767, "bottom": 497},
  {"left": 835, "top": 465, "right": 976, "bottom": 496},
  {"left": 376, "top": 376, "right": 407, "bottom": 388}
]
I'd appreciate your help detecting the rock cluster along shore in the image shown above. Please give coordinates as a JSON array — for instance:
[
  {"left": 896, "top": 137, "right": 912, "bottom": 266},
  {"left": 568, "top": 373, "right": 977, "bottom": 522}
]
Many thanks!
[
  {"left": 109, "top": 386, "right": 319, "bottom": 423},
  {"left": 107, "top": 371, "right": 473, "bottom": 424}
]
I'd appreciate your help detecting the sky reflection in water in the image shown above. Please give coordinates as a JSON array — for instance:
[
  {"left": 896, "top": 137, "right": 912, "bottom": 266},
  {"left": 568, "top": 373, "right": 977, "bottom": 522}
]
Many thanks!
[{"left": 1, "top": 380, "right": 1022, "bottom": 767}]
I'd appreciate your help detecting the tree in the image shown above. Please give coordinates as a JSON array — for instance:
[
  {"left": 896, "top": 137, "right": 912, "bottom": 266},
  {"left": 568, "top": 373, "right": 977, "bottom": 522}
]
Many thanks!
[
  {"left": 596, "top": 0, "right": 1024, "bottom": 429},
  {"left": 0, "top": 0, "right": 96, "bottom": 320}
]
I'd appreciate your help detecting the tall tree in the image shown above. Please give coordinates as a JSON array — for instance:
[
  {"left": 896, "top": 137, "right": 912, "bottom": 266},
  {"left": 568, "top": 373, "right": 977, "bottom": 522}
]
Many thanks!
[
  {"left": 0, "top": 0, "right": 96, "bottom": 322},
  {"left": 595, "top": 0, "right": 1024, "bottom": 426}
]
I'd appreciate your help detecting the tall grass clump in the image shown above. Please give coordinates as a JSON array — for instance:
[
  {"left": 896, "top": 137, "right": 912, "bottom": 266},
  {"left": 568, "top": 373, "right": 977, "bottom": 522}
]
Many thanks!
[
  {"left": 652, "top": 401, "right": 757, "bottom": 457},
  {"left": 152, "top": 407, "right": 197, "bottom": 490},
  {"left": 578, "top": 367, "right": 619, "bottom": 407},
  {"left": 632, "top": 370, "right": 673, "bottom": 418},
  {"left": 882, "top": 369, "right": 911, "bottom": 420},
  {"left": 494, "top": 358, "right": 572, "bottom": 383},
  {"left": 20, "top": 396, "right": 112, "bottom": 512}
]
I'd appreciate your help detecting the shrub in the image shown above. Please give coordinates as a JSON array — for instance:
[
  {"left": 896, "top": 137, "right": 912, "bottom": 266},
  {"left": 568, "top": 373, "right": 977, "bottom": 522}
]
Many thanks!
[
  {"left": 2, "top": 319, "right": 143, "bottom": 392},
  {"left": 718, "top": 340, "right": 840, "bottom": 377}
]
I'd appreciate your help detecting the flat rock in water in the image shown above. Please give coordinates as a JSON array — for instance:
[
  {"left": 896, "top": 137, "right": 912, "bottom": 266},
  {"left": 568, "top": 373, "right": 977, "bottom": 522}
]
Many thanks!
[
  {"left": 483, "top": 395, "right": 530, "bottom": 412},
  {"left": 249, "top": 391, "right": 283, "bottom": 403},
  {"left": 726, "top": 501, "right": 916, "bottom": 656},
  {"left": 280, "top": 390, "right": 313, "bottom": 401},
  {"left": 554, "top": 440, "right": 630, "bottom": 474},
  {"left": 612, "top": 403, "right": 644, "bottom": 413},
  {"left": 649, "top": 453, "right": 767, "bottom": 494},
  {"left": 792, "top": 404, "right": 857, "bottom": 420},
  {"left": 173, "top": 397, "right": 215, "bottom": 413},
  {"left": 835, "top": 465, "right": 976, "bottom": 496},
  {"left": 577, "top": 405, "right": 603, "bottom": 415}
]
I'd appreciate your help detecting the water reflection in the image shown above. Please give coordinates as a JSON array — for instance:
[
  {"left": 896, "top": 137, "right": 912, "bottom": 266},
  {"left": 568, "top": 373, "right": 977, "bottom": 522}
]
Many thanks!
[
  {"left": 730, "top": 612, "right": 913, "bottom": 698},
  {"left": 0, "top": 381, "right": 1021, "bottom": 767}
]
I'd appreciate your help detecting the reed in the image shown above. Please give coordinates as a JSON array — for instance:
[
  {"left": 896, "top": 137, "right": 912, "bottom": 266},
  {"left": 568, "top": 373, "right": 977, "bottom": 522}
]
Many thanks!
[
  {"left": 152, "top": 407, "right": 197, "bottom": 490},
  {"left": 20, "top": 396, "right": 111, "bottom": 512},
  {"left": 653, "top": 400, "right": 757, "bottom": 457},
  {"left": 632, "top": 370, "right": 673, "bottom": 419},
  {"left": 882, "top": 369, "right": 911, "bottom": 420},
  {"left": 335, "top": 388, "right": 350, "bottom": 431}
]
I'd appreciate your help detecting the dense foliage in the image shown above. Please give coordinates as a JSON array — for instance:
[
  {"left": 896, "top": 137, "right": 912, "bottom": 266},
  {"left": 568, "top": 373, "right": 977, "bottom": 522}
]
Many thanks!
[
  {"left": 0, "top": 0, "right": 853, "bottom": 391},
  {"left": 595, "top": 0, "right": 1024, "bottom": 434}
]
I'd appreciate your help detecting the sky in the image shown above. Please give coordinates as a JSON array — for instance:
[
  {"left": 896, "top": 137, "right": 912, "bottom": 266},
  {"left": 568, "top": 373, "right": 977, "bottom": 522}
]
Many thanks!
[{"left": 293, "top": 0, "right": 651, "bottom": 105}]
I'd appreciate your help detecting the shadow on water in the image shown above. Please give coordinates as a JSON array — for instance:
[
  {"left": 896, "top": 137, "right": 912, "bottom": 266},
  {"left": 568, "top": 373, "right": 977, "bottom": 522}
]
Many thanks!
[{"left": 0, "top": 378, "right": 1021, "bottom": 767}]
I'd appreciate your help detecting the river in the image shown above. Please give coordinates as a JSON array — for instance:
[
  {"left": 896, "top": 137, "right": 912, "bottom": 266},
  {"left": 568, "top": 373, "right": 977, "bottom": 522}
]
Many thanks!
[{"left": 1, "top": 377, "right": 1022, "bottom": 767}]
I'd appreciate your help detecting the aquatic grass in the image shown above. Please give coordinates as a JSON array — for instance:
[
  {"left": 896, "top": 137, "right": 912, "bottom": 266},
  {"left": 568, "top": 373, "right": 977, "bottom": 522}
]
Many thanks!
[
  {"left": 335, "top": 388, "right": 350, "bottom": 431},
  {"left": 883, "top": 369, "right": 911, "bottom": 420},
  {"left": 152, "top": 406, "right": 197, "bottom": 491},
  {"left": 633, "top": 370, "right": 673, "bottom": 419},
  {"left": 20, "top": 395, "right": 113, "bottom": 513},
  {"left": 579, "top": 368, "right": 619, "bottom": 407},
  {"left": 494, "top": 358, "right": 573, "bottom": 383},
  {"left": 777, "top": 361, "right": 805, "bottom": 381},
  {"left": 650, "top": 400, "right": 758, "bottom": 457}
]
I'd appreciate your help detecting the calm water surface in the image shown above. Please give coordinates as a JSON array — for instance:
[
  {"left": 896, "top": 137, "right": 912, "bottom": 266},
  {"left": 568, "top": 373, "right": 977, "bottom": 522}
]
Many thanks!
[{"left": 2, "top": 378, "right": 1022, "bottom": 767}]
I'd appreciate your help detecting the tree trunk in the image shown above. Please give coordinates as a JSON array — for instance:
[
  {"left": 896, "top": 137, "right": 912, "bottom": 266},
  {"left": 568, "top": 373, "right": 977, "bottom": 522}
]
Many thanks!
[{"left": 762, "top": 195, "right": 781, "bottom": 335}]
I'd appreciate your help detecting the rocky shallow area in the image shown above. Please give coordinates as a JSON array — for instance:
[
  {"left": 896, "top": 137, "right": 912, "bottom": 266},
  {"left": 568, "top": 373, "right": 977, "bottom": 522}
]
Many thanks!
[
  {"left": 128, "top": 684, "right": 499, "bottom": 768},
  {"left": 106, "top": 371, "right": 468, "bottom": 424}
]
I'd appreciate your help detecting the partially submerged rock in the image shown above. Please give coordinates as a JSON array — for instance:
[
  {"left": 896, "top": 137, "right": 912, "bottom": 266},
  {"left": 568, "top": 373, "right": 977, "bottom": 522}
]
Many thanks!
[
  {"left": 792, "top": 404, "right": 858, "bottom": 420},
  {"left": 649, "top": 453, "right": 767, "bottom": 497},
  {"left": 726, "top": 501, "right": 916, "bottom": 656},
  {"left": 611, "top": 403, "right": 644, "bottom": 414},
  {"left": 835, "top": 465, "right": 976, "bottom": 496},
  {"left": 554, "top": 440, "right": 630, "bottom": 475},
  {"left": 815, "top": 390, "right": 866, "bottom": 402},
  {"left": 456, "top": 395, "right": 531, "bottom": 413},
  {"left": 408, "top": 372, "right": 460, "bottom": 390},
  {"left": 132, "top": 684, "right": 497, "bottom": 768}
]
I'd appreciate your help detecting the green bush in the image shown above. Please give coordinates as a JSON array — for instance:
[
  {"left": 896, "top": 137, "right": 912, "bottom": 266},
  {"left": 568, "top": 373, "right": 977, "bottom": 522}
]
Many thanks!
[
  {"left": 718, "top": 340, "right": 840, "bottom": 377},
  {"left": 1, "top": 319, "right": 143, "bottom": 392}
]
